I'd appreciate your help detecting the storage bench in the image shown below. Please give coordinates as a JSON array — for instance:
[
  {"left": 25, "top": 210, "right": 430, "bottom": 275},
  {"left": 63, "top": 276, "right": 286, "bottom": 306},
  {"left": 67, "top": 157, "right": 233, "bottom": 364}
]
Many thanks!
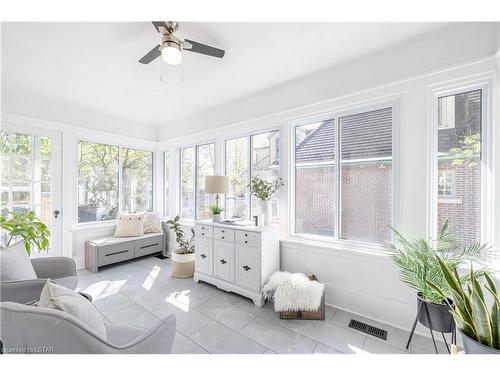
[{"left": 85, "top": 233, "right": 164, "bottom": 273}]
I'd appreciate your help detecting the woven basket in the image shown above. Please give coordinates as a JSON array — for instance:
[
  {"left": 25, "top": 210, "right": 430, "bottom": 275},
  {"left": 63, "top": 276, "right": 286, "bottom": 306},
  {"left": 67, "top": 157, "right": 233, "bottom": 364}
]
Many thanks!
[{"left": 279, "top": 274, "right": 325, "bottom": 320}]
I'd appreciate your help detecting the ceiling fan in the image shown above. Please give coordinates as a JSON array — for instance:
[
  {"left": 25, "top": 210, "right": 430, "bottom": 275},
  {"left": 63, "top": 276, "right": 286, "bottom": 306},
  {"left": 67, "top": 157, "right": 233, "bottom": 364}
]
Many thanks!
[{"left": 139, "top": 21, "right": 225, "bottom": 65}]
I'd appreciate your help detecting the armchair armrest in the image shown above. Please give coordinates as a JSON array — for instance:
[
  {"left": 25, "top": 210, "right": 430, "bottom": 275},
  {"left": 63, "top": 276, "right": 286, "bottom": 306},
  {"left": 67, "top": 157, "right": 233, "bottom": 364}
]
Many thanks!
[
  {"left": 0, "top": 279, "right": 46, "bottom": 303},
  {"left": 31, "top": 256, "right": 77, "bottom": 279}
]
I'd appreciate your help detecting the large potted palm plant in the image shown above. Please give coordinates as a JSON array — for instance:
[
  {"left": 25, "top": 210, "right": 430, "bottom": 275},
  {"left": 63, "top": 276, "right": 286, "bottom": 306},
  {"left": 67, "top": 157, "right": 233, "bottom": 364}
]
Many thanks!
[
  {"left": 428, "top": 258, "right": 499, "bottom": 354},
  {"left": 388, "top": 221, "right": 487, "bottom": 349}
]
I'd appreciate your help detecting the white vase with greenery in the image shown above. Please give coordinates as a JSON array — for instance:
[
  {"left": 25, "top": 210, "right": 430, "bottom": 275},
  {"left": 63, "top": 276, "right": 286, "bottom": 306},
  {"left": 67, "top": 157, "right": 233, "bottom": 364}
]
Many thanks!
[
  {"left": 249, "top": 175, "right": 284, "bottom": 226},
  {"left": 166, "top": 215, "right": 195, "bottom": 278},
  {"left": 208, "top": 205, "right": 223, "bottom": 222}
]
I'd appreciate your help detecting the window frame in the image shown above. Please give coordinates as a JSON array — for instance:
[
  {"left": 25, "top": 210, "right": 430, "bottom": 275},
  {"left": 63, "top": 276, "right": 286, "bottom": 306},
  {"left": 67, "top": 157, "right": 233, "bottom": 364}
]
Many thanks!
[
  {"left": 75, "top": 138, "right": 155, "bottom": 224},
  {"left": 429, "top": 79, "right": 492, "bottom": 244},
  {"left": 288, "top": 100, "right": 400, "bottom": 249},
  {"left": 222, "top": 128, "right": 282, "bottom": 221},
  {"left": 178, "top": 141, "right": 217, "bottom": 220}
]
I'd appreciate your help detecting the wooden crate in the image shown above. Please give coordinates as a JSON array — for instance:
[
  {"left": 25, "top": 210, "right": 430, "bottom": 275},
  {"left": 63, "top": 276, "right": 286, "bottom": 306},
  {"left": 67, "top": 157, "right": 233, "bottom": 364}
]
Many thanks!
[{"left": 279, "top": 275, "right": 325, "bottom": 320}]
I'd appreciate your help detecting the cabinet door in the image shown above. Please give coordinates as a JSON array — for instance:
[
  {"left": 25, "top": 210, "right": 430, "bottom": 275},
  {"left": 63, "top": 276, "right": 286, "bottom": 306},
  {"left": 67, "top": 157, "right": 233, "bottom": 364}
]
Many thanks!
[
  {"left": 195, "top": 239, "right": 213, "bottom": 276},
  {"left": 214, "top": 240, "right": 235, "bottom": 283},
  {"left": 235, "top": 245, "right": 261, "bottom": 291}
]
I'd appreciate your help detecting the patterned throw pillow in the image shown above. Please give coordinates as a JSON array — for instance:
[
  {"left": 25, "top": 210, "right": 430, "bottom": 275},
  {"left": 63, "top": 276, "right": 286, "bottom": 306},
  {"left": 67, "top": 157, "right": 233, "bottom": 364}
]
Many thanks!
[
  {"left": 143, "top": 212, "right": 162, "bottom": 233},
  {"left": 113, "top": 212, "right": 145, "bottom": 237}
]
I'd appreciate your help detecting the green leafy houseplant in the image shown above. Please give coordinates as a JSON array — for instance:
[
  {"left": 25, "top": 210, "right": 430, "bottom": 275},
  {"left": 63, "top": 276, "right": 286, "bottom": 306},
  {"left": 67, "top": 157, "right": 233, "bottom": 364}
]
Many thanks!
[
  {"left": 166, "top": 215, "right": 195, "bottom": 254},
  {"left": 208, "top": 205, "right": 224, "bottom": 215},
  {"left": 428, "top": 257, "right": 500, "bottom": 351},
  {"left": 0, "top": 210, "right": 51, "bottom": 255},
  {"left": 389, "top": 221, "right": 487, "bottom": 304},
  {"left": 249, "top": 176, "right": 284, "bottom": 201}
]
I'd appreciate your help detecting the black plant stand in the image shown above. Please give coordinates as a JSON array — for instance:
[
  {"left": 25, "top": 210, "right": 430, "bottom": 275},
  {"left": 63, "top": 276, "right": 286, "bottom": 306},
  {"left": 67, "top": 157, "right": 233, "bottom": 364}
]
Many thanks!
[{"left": 405, "top": 301, "right": 456, "bottom": 354}]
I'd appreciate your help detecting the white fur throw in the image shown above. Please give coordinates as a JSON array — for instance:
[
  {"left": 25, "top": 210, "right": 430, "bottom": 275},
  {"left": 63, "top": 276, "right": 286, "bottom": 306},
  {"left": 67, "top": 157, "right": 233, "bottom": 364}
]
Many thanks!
[{"left": 263, "top": 271, "right": 324, "bottom": 312}]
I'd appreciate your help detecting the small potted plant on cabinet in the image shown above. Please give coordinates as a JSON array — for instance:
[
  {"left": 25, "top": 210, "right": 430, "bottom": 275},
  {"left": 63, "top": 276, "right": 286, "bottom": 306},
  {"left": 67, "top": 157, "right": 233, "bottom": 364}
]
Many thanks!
[
  {"left": 388, "top": 221, "right": 487, "bottom": 352},
  {"left": 428, "top": 258, "right": 499, "bottom": 354},
  {"left": 166, "top": 215, "right": 195, "bottom": 278},
  {"left": 208, "top": 205, "right": 224, "bottom": 222}
]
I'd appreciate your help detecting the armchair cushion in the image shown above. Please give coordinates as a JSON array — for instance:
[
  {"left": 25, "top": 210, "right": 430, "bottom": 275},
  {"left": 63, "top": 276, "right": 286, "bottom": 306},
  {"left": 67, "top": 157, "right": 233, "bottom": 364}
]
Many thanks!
[
  {"left": 31, "top": 256, "right": 76, "bottom": 279},
  {"left": 38, "top": 280, "right": 107, "bottom": 339},
  {"left": 0, "top": 241, "right": 37, "bottom": 281}
]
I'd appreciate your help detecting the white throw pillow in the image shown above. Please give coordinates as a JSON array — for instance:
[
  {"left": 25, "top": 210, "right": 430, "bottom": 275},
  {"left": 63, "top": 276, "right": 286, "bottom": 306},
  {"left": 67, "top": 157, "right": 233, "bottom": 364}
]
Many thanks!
[
  {"left": 38, "top": 280, "right": 107, "bottom": 339},
  {"left": 114, "top": 212, "right": 145, "bottom": 237},
  {"left": 0, "top": 241, "right": 37, "bottom": 281},
  {"left": 143, "top": 212, "right": 162, "bottom": 233}
]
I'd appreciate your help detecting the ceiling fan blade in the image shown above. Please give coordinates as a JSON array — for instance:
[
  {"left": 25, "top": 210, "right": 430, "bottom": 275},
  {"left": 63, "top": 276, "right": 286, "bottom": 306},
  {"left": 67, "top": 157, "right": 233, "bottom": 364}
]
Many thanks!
[
  {"left": 139, "top": 45, "right": 161, "bottom": 64},
  {"left": 183, "top": 39, "right": 225, "bottom": 58},
  {"left": 152, "top": 21, "right": 168, "bottom": 32}
]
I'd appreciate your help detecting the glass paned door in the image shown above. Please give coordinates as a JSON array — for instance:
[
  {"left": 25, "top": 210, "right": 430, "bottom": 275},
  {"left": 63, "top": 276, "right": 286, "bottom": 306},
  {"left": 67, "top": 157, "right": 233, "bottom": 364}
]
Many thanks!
[{"left": 1, "top": 124, "right": 62, "bottom": 257}]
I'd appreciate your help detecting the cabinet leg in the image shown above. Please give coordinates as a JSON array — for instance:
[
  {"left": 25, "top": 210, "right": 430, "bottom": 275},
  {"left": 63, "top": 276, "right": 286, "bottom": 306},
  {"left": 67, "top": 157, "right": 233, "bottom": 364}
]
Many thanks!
[{"left": 253, "top": 295, "right": 265, "bottom": 307}]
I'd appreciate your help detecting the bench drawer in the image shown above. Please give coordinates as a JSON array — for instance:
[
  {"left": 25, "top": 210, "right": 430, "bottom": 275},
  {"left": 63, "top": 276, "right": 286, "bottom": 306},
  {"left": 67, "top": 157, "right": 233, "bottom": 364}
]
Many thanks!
[
  {"left": 214, "top": 227, "right": 234, "bottom": 242},
  {"left": 99, "top": 243, "right": 134, "bottom": 266},
  {"left": 134, "top": 236, "right": 163, "bottom": 257},
  {"left": 235, "top": 230, "right": 260, "bottom": 247}
]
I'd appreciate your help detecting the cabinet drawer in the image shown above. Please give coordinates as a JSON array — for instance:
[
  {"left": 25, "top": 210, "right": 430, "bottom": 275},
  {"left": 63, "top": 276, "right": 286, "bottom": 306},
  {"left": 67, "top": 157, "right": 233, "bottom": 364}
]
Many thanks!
[
  {"left": 195, "top": 239, "right": 213, "bottom": 276},
  {"left": 134, "top": 236, "right": 163, "bottom": 257},
  {"left": 235, "top": 245, "right": 261, "bottom": 291},
  {"left": 214, "top": 227, "right": 234, "bottom": 242},
  {"left": 99, "top": 243, "right": 134, "bottom": 266},
  {"left": 235, "top": 230, "right": 260, "bottom": 247},
  {"left": 195, "top": 225, "right": 213, "bottom": 239},
  {"left": 214, "top": 240, "right": 235, "bottom": 283}
]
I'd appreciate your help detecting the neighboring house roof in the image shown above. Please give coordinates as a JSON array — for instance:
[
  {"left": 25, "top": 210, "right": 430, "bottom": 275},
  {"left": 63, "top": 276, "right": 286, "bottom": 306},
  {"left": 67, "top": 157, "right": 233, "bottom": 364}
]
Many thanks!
[{"left": 295, "top": 107, "right": 393, "bottom": 164}]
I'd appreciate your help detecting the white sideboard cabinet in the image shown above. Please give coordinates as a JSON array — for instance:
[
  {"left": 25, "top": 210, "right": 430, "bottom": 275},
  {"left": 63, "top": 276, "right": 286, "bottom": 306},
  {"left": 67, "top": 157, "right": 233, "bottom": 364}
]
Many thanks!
[{"left": 193, "top": 221, "right": 279, "bottom": 307}]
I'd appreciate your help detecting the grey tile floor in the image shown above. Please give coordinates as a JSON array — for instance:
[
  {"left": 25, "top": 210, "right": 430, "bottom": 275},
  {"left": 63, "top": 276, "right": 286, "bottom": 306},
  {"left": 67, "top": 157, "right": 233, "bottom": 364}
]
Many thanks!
[{"left": 76, "top": 256, "right": 451, "bottom": 354}]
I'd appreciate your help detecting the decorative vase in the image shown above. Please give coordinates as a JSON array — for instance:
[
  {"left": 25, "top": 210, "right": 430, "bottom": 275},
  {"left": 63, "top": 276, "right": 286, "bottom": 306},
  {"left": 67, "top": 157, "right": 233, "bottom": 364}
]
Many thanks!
[
  {"left": 460, "top": 329, "right": 500, "bottom": 354},
  {"left": 171, "top": 252, "right": 195, "bottom": 278},
  {"left": 212, "top": 213, "right": 221, "bottom": 222},
  {"left": 261, "top": 199, "right": 272, "bottom": 226}
]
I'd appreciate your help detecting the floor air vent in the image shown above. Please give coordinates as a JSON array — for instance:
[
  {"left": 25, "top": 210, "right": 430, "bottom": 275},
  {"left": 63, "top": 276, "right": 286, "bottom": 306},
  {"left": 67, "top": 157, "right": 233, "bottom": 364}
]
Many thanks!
[{"left": 348, "top": 319, "right": 388, "bottom": 340}]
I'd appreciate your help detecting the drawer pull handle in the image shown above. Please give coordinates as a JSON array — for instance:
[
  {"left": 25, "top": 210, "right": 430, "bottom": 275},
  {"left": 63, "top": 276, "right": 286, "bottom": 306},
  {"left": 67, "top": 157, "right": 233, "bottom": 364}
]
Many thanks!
[
  {"left": 222, "top": 236, "right": 225, "bottom": 239},
  {"left": 243, "top": 265, "right": 251, "bottom": 271},
  {"left": 140, "top": 243, "right": 159, "bottom": 249},
  {"left": 202, "top": 233, "right": 205, "bottom": 236},
  {"left": 105, "top": 250, "right": 129, "bottom": 257},
  {"left": 244, "top": 240, "right": 247, "bottom": 244},
  {"left": 201, "top": 254, "right": 207, "bottom": 259},
  {"left": 245, "top": 234, "right": 248, "bottom": 237},
  {"left": 222, "top": 230, "right": 225, "bottom": 233},
  {"left": 219, "top": 259, "right": 227, "bottom": 264}
]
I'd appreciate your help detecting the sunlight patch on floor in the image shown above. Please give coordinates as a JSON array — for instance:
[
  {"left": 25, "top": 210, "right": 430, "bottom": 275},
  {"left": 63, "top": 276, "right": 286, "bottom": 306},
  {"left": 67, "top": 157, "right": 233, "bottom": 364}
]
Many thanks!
[
  {"left": 80, "top": 280, "right": 126, "bottom": 300},
  {"left": 142, "top": 265, "right": 161, "bottom": 291},
  {"left": 165, "top": 290, "right": 191, "bottom": 312}
]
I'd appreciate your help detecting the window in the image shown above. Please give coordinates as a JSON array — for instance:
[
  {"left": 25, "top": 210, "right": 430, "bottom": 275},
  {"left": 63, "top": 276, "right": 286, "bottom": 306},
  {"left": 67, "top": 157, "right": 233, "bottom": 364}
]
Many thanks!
[
  {"left": 122, "top": 148, "right": 153, "bottom": 213},
  {"left": 293, "top": 106, "right": 394, "bottom": 244},
  {"left": 224, "top": 130, "right": 280, "bottom": 220},
  {"left": 77, "top": 141, "right": 153, "bottom": 223},
  {"left": 438, "top": 96, "right": 456, "bottom": 129},
  {"left": 164, "top": 151, "right": 169, "bottom": 216},
  {"left": 436, "top": 89, "right": 482, "bottom": 245},
  {"left": 1, "top": 131, "right": 53, "bottom": 247},
  {"left": 179, "top": 143, "right": 215, "bottom": 220},
  {"left": 438, "top": 170, "right": 455, "bottom": 197},
  {"left": 78, "top": 141, "right": 119, "bottom": 222}
]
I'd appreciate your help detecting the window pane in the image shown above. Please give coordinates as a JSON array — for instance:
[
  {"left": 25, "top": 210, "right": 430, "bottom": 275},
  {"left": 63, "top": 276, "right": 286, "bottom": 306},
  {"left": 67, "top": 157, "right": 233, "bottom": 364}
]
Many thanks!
[
  {"left": 180, "top": 147, "right": 195, "bottom": 218},
  {"left": 196, "top": 143, "right": 215, "bottom": 220},
  {"left": 340, "top": 108, "right": 392, "bottom": 243},
  {"left": 122, "top": 148, "right": 153, "bottom": 213},
  {"left": 437, "top": 90, "right": 482, "bottom": 245},
  {"left": 78, "top": 141, "right": 119, "bottom": 222},
  {"left": 251, "top": 131, "right": 280, "bottom": 220},
  {"left": 225, "top": 137, "right": 248, "bottom": 219},
  {"left": 295, "top": 120, "right": 336, "bottom": 237},
  {"left": 164, "top": 151, "right": 169, "bottom": 216}
]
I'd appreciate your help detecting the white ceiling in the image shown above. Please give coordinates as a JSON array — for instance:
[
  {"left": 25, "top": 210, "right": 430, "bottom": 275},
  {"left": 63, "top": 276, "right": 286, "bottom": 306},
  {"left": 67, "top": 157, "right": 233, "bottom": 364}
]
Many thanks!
[{"left": 1, "top": 22, "right": 453, "bottom": 140}]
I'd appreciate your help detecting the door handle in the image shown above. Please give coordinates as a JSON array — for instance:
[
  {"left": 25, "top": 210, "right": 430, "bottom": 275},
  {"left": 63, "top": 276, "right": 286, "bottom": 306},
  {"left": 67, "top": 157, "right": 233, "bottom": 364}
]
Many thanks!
[
  {"left": 219, "top": 259, "right": 227, "bottom": 264},
  {"left": 243, "top": 265, "right": 251, "bottom": 271},
  {"left": 201, "top": 254, "right": 207, "bottom": 259},
  {"left": 53, "top": 210, "right": 61, "bottom": 219}
]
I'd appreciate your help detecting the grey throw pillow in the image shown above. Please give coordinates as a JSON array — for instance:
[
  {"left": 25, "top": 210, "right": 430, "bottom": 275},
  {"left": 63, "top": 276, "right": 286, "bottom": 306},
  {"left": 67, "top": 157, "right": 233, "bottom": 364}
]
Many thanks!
[{"left": 0, "top": 241, "right": 37, "bottom": 281}]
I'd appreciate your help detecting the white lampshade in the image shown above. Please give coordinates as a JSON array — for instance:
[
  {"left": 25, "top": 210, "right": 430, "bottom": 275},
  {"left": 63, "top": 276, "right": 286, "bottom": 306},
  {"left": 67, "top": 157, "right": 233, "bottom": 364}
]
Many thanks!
[{"left": 205, "top": 176, "right": 229, "bottom": 194}]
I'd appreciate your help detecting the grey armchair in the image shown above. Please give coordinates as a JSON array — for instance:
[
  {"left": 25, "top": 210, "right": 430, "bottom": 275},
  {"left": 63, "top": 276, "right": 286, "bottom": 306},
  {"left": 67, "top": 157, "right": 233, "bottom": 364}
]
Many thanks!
[
  {"left": 0, "top": 302, "right": 176, "bottom": 354},
  {"left": 0, "top": 256, "right": 78, "bottom": 304}
]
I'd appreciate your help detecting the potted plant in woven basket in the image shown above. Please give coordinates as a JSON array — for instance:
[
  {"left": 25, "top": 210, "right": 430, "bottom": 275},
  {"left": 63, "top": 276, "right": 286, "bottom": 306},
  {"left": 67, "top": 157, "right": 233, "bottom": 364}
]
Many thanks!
[
  {"left": 388, "top": 221, "right": 487, "bottom": 351},
  {"left": 166, "top": 215, "right": 195, "bottom": 278},
  {"left": 428, "top": 258, "right": 500, "bottom": 354}
]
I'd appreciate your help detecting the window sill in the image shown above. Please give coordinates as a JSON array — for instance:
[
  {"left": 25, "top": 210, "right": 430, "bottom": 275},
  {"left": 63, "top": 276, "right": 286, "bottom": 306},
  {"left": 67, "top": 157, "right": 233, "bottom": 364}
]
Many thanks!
[{"left": 281, "top": 236, "right": 393, "bottom": 261}]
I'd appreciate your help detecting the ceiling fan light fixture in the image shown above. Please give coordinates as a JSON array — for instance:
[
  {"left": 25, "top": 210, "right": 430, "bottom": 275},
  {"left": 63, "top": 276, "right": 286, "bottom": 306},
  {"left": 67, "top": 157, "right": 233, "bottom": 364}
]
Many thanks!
[{"left": 161, "top": 41, "right": 182, "bottom": 65}]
